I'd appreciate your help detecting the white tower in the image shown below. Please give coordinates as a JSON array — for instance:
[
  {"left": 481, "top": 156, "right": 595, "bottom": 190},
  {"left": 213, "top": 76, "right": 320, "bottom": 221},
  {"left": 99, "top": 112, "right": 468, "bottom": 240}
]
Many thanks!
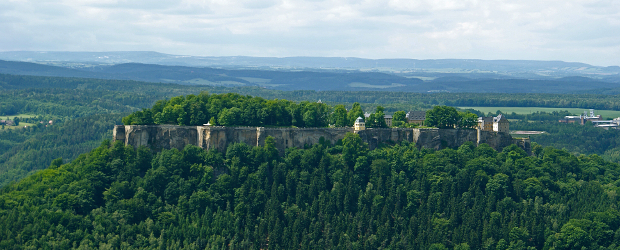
[{"left": 354, "top": 117, "right": 365, "bottom": 131}]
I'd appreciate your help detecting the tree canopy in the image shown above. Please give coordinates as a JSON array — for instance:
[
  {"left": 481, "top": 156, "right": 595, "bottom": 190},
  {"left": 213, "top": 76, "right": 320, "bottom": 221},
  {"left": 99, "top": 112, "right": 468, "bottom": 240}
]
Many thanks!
[
  {"left": 425, "top": 105, "right": 479, "bottom": 129},
  {"left": 2, "top": 134, "right": 620, "bottom": 249},
  {"left": 123, "top": 92, "right": 334, "bottom": 128}
]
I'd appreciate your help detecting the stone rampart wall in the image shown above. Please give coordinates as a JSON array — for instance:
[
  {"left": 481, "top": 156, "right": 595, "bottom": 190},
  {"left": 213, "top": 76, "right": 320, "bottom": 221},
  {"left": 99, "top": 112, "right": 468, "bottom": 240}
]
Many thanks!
[
  {"left": 260, "top": 127, "right": 354, "bottom": 153},
  {"left": 113, "top": 125, "right": 530, "bottom": 155},
  {"left": 410, "top": 129, "right": 479, "bottom": 150},
  {"left": 115, "top": 125, "right": 199, "bottom": 151},
  {"left": 356, "top": 128, "right": 415, "bottom": 149}
]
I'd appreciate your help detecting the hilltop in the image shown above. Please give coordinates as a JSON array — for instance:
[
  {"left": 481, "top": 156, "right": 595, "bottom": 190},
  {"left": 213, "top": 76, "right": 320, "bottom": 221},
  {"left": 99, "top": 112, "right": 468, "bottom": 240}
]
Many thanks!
[{"left": 1, "top": 129, "right": 619, "bottom": 249}]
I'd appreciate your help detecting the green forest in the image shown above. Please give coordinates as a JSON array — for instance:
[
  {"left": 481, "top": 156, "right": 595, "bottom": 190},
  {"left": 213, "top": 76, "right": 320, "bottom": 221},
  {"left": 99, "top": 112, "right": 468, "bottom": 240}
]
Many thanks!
[
  {"left": 2, "top": 134, "right": 620, "bottom": 249},
  {"left": 5, "top": 73, "right": 620, "bottom": 249},
  {"left": 121, "top": 93, "right": 334, "bottom": 128},
  {"left": 511, "top": 121, "right": 620, "bottom": 162}
]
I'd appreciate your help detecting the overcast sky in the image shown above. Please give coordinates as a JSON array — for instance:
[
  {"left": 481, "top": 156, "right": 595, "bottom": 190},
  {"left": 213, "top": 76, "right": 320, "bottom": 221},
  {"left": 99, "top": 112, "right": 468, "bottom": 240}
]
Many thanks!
[{"left": 1, "top": 0, "right": 619, "bottom": 66}]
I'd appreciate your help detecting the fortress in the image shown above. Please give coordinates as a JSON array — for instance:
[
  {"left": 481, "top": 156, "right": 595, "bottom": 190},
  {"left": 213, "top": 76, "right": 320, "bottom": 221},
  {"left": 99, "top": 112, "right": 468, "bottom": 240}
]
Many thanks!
[{"left": 113, "top": 125, "right": 531, "bottom": 155}]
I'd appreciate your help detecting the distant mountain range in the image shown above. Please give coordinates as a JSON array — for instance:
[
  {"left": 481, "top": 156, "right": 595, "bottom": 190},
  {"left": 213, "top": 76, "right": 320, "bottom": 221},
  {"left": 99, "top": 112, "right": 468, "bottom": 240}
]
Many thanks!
[
  {"left": 0, "top": 51, "right": 619, "bottom": 93},
  {"left": 1, "top": 51, "right": 618, "bottom": 73}
]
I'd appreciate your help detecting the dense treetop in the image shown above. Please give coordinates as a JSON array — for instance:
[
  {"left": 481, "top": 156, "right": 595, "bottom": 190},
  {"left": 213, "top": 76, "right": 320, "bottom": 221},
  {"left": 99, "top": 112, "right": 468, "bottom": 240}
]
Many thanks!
[
  {"left": 122, "top": 93, "right": 480, "bottom": 130},
  {"left": 121, "top": 92, "right": 401, "bottom": 128},
  {"left": 122, "top": 92, "right": 334, "bottom": 127},
  {"left": 424, "top": 105, "right": 478, "bottom": 129}
]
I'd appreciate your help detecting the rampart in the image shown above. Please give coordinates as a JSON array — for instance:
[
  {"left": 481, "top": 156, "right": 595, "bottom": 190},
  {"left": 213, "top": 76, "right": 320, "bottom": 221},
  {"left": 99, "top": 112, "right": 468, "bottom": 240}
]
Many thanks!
[{"left": 113, "top": 125, "right": 531, "bottom": 155}]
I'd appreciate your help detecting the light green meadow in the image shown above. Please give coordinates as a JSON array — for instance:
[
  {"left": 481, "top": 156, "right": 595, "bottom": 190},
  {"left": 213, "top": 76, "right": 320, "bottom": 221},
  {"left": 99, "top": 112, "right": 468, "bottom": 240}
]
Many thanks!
[{"left": 459, "top": 107, "right": 620, "bottom": 119}]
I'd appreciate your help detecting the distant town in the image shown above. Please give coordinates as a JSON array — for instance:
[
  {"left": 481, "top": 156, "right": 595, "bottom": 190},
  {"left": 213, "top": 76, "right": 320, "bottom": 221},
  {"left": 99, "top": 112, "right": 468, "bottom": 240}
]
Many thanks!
[{"left": 559, "top": 109, "right": 620, "bottom": 129}]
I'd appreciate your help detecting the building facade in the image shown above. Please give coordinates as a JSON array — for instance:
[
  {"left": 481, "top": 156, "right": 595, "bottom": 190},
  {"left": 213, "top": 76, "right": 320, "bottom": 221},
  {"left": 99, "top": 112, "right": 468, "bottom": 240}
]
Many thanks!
[
  {"left": 354, "top": 117, "right": 365, "bottom": 131},
  {"left": 477, "top": 117, "right": 493, "bottom": 131},
  {"left": 478, "top": 114, "right": 509, "bottom": 133},
  {"left": 493, "top": 114, "right": 509, "bottom": 133},
  {"left": 384, "top": 115, "right": 393, "bottom": 127},
  {"left": 406, "top": 111, "right": 426, "bottom": 125}
]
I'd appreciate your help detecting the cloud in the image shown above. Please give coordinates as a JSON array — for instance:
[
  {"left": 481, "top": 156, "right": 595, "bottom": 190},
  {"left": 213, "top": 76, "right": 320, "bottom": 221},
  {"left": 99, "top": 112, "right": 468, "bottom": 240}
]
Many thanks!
[{"left": 0, "top": 0, "right": 618, "bottom": 66}]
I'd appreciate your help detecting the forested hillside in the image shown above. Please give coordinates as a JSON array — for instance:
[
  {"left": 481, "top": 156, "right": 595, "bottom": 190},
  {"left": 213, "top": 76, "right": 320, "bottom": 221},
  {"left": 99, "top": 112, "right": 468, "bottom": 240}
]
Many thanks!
[
  {"left": 0, "top": 114, "right": 122, "bottom": 187},
  {"left": 511, "top": 121, "right": 620, "bottom": 163},
  {"left": 2, "top": 135, "right": 620, "bottom": 249},
  {"left": 3, "top": 72, "right": 620, "bottom": 249}
]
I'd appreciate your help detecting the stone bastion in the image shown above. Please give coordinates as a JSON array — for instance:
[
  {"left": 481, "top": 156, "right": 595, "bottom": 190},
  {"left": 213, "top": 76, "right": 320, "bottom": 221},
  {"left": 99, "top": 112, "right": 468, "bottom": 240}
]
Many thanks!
[{"left": 113, "top": 125, "right": 531, "bottom": 155}]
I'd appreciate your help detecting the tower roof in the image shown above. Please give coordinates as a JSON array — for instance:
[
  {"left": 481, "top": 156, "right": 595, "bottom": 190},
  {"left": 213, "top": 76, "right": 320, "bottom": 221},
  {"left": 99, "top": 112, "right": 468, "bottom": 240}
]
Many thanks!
[
  {"left": 493, "top": 114, "right": 507, "bottom": 122},
  {"left": 406, "top": 111, "right": 426, "bottom": 120}
]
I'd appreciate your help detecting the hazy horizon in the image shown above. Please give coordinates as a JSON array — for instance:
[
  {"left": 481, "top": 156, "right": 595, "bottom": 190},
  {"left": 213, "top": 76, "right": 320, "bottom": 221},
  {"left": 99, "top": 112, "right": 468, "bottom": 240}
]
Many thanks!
[{"left": 1, "top": 1, "right": 618, "bottom": 66}]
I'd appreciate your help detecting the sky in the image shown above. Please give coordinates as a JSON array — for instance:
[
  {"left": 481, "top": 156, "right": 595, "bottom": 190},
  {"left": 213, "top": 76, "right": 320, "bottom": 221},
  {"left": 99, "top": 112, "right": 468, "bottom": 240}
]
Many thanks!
[{"left": 0, "top": 0, "right": 619, "bottom": 66}]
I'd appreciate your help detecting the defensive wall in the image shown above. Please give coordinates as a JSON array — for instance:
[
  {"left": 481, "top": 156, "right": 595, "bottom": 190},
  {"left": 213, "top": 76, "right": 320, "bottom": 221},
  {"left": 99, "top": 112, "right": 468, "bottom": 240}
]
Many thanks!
[{"left": 113, "top": 125, "right": 531, "bottom": 155}]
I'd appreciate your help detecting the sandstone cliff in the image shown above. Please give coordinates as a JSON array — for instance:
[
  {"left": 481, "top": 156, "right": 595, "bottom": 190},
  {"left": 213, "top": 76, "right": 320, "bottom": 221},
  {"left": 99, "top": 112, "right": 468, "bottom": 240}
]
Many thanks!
[{"left": 113, "top": 125, "right": 530, "bottom": 155}]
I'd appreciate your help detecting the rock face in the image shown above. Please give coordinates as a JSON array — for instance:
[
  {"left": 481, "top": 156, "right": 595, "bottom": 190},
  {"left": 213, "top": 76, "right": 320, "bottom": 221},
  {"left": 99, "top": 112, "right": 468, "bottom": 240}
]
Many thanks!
[
  {"left": 197, "top": 126, "right": 355, "bottom": 153},
  {"left": 356, "top": 128, "right": 415, "bottom": 149},
  {"left": 114, "top": 125, "right": 198, "bottom": 151},
  {"left": 411, "top": 129, "right": 479, "bottom": 150},
  {"left": 113, "top": 125, "right": 531, "bottom": 154}
]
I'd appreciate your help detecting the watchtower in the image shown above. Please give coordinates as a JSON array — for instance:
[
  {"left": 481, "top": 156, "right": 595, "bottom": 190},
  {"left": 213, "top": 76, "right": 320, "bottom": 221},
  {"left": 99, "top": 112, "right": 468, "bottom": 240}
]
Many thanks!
[{"left": 354, "top": 117, "right": 365, "bottom": 131}]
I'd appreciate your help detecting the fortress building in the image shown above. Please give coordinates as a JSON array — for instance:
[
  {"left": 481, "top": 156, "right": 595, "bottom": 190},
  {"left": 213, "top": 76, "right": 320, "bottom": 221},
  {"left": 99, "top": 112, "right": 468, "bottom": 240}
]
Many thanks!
[
  {"left": 478, "top": 114, "right": 509, "bottom": 133},
  {"left": 406, "top": 111, "right": 426, "bottom": 125},
  {"left": 477, "top": 117, "right": 493, "bottom": 131},
  {"left": 493, "top": 114, "right": 509, "bottom": 133},
  {"left": 113, "top": 124, "right": 530, "bottom": 155}
]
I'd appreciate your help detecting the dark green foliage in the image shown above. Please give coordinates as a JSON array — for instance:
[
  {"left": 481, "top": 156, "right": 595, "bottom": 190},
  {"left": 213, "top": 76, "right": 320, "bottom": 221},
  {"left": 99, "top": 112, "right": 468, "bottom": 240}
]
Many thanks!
[
  {"left": 457, "top": 111, "right": 478, "bottom": 129},
  {"left": 425, "top": 106, "right": 479, "bottom": 129},
  {"left": 393, "top": 110, "right": 407, "bottom": 123},
  {"left": 425, "top": 105, "right": 460, "bottom": 128},
  {"left": 331, "top": 104, "right": 348, "bottom": 127},
  {"left": 347, "top": 102, "right": 365, "bottom": 126},
  {"left": 365, "top": 106, "right": 388, "bottom": 128},
  {"left": 3, "top": 133, "right": 620, "bottom": 249}
]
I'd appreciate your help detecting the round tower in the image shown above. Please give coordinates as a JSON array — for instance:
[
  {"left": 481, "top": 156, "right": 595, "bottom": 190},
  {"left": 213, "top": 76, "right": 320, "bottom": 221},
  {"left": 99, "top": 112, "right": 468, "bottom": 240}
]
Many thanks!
[{"left": 354, "top": 117, "right": 365, "bottom": 131}]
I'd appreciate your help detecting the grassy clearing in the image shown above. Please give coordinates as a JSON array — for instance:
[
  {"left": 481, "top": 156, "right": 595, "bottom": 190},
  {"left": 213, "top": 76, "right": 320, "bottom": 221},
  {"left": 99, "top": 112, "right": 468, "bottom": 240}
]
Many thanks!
[
  {"left": 2, "top": 122, "right": 35, "bottom": 130},
  {"left": 1, "top": 114, "right": 39, "bottom": 129},
  {"left": 459, "top": 107, "right": 620, "bottom": 119},
  {"left": 0, "top": 114, "right": 36, "bottom": 120}
]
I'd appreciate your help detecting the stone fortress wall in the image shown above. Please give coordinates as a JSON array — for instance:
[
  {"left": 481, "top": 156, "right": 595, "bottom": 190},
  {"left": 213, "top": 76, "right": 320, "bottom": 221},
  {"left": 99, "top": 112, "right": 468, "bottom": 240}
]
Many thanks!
[{"left": 113, "top": 125, "right": 531, "bottom": 155}]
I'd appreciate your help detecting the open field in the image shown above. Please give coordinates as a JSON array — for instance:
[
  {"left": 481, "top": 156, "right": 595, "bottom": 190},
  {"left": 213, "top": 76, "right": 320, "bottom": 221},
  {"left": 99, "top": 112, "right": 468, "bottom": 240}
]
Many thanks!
[
  {"left": 1, "top": 114, "right": 39, "bottom": 129},
  {"left": 1, "top": 122, "right": 35, "bottom": 130},
  {"left": 0, "top": 114, "right": 36, "bottom": 120},
  {"left": 459, "top": 107, "right": 620, "bottom": 119}
]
